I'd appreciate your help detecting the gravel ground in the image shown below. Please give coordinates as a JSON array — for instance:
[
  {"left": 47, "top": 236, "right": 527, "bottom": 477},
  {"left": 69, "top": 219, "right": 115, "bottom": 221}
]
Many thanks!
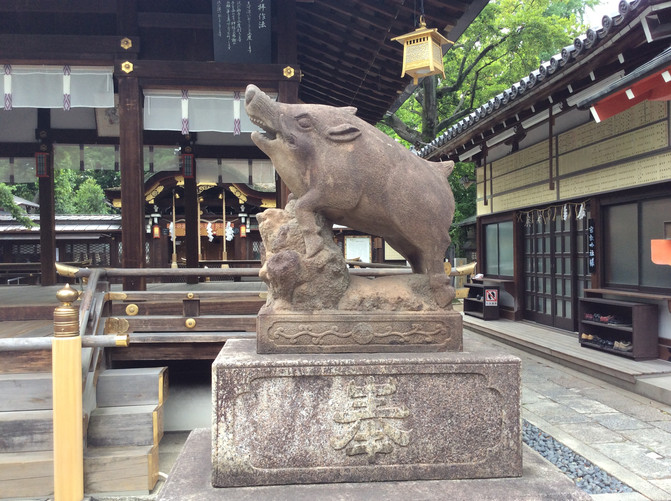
[{"left": 523, "top": 420, "right": 634, "bottom": 495}]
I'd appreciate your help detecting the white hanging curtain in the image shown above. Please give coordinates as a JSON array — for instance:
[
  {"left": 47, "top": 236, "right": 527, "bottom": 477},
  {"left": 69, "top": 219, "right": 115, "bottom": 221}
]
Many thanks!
[
  {"left": 143, "top": 89, "right": 270, "bottom": 133},
  {"left": 1, "top": 65, "right": 113, "bottom": 109}
]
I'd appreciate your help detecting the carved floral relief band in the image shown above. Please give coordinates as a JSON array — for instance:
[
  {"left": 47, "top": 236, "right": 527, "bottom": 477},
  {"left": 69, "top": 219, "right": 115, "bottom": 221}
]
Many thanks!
[{"left": 257, "top": 311, "right": 463, "bottom": 354}]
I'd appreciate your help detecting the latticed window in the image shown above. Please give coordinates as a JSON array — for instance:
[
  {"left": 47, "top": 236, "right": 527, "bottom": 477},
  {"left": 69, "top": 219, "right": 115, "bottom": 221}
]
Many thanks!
[
  {"left": 72, "top": 243, "right": 89, "bottom": 263},
  {"left": 252, "top": 240, "right": 262, "bottom": 260},
  {"left": 11, "top": 243, "right": 40, "bottom": 262}
]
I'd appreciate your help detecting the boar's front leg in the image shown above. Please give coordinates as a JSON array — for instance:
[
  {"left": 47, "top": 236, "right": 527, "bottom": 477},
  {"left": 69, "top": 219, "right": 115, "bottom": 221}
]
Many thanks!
[{"left": 294, "top": 191, "right": 328, "bottom": 258}]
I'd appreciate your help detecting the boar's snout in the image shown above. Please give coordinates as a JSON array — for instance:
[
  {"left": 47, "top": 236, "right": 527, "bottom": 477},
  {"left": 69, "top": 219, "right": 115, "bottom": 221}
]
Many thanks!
[{"left": 245, "top": 84, "right": 260, "bottom": 106}]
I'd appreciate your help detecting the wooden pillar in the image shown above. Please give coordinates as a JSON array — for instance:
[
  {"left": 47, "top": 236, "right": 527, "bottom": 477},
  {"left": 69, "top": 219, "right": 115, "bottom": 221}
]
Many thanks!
[
  {"left": 118, "top": 76, "right": 145, "bottom": 290},
  {"left": 37, "top": 109, "right": 56, "bottom": 286},
  {"left": 276, "top": 0, "right": 298, "bottom": 209},
  {"left": 184, "top": 175, "right": 199, "bottom": 284}
]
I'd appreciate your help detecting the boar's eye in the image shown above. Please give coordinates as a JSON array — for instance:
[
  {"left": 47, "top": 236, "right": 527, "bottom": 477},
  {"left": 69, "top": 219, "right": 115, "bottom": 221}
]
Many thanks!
[{"left": 295, "top": 114, "right": 312, "bottom": 129}]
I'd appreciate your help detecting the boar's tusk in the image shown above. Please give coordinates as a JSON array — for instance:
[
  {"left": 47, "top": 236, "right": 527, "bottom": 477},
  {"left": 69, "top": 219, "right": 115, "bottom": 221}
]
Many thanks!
[{"left": 326, "top": 124, "right": 362, "bottom": 143}]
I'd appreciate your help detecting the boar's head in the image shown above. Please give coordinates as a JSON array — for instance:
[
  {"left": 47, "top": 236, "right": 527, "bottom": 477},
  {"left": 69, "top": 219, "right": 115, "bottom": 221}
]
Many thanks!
[{"left": 245, "top": 84, "right": 364, "bottom": 197}]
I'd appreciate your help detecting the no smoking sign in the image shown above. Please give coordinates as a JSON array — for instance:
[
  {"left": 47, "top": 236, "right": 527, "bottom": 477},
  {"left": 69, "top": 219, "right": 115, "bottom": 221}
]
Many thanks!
[{"left": 484, "top": 289, "right": 498, "bottom": 306}]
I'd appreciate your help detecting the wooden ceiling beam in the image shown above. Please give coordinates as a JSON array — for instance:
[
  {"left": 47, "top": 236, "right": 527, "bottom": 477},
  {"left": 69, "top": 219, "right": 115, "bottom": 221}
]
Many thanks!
[
  {"left": 299, "top": 81, "right": 389, "bottom": 118},
  {"left": 296, "top": 28, "right": 402, "bottom": 83},
  {"left": 119, "top": 60, "right": 300, "bottom": 88},
  {"left": 0, "top": 34, "right": 137, "bottom": 61},
  {"left": 137, "top": 12, "right": 211, "bottom": 30},
  {"left": 298, "top": 60, "right": 400, "bottom": 107},
  {"left": 297, "top": 2, "right": 395, "bottom": 32},
  {"left": 0, "top": 0, "right": 115, "bottom": 13}
]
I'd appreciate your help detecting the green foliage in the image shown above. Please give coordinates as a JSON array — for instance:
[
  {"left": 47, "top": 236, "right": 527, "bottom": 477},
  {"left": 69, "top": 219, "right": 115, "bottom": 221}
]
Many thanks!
[
  {"left": 53, "top": 168, "right": 119, "bottom": 215},
  {"left": 0, "top": 183, "right": 34, "bottom": 227},
  {"left": 54, "top": 168, "right": 77, "bottom": 214},
  {"left": 9, "top": 182, "right": 38, "bottom": 203},
  {"left": 448, "top": 162, "right": 477, "bottom": 255},
  {"left": 73, "top": 177, "right": 112, "bottom": 214}
]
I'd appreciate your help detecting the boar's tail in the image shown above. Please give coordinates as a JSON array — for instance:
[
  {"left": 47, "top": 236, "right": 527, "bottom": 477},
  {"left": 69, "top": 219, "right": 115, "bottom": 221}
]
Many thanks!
[{"left": 434, "top": 160, "right": 455, "bottom": 179}]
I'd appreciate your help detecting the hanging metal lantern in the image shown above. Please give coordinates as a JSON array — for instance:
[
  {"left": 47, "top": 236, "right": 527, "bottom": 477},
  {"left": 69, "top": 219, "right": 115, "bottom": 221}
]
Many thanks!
[
  {"left": 35, "top": 152, "right": 49, "bottom": 178},
  {"left": 181, "top": 153, "right": 195, "bottom": 178},
  {"left": 392, "top": 15, "right": 452, "bottom": 85}
]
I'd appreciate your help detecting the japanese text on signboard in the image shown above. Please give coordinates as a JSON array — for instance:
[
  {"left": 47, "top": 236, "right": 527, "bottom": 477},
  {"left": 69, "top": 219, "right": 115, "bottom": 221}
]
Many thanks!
[{"left": 213, "top": 0, "right": 271, "bottom": 63}]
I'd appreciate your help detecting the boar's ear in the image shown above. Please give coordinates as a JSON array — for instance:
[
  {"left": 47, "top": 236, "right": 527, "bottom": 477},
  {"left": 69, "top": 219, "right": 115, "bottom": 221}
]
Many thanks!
[
  {"left": 439, "top": 160, "right": 455, "bottom": 177},
  {"left": 327, "top": 124, "right": 362, "bottom": 143},
  {"left": 341, "top": 106, "right": 358, "bottom": 115}
]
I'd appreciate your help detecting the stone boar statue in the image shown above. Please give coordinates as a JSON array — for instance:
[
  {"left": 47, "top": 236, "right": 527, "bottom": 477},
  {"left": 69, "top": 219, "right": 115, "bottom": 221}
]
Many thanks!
[{"left": 245, "top": 84, "right": 456, "bottom": 306}]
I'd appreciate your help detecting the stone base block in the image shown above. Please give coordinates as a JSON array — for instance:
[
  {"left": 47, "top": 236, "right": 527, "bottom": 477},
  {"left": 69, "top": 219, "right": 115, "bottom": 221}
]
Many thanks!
[
  {"left": 212, "top": 339, "right": 521, "bottom": 487},
  {"left": 160, "top": 430, "right": 591, "bottom": 500},
  {"left": 256, "top": 310, "right": 463, "bottom": 354}
]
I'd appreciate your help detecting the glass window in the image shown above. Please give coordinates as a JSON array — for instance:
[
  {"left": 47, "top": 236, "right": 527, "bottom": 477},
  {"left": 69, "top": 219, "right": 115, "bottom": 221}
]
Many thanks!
[
  {"left": 484, "top": 220, "right": 514, "bottom": 277},
  {"left": 604, "top": 197, "right": 671, "bottom": 291}
]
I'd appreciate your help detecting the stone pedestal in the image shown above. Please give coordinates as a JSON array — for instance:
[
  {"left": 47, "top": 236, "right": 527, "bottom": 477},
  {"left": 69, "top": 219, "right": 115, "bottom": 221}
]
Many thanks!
[
  {"left": 212, "top": 339, "right": 522, "bottom": 488},
  {"left": 257, "top": 310, "right": 463, "bottom": 354},
  {"left": 160, "top": 429, "right": 592, "bottom": 501}
]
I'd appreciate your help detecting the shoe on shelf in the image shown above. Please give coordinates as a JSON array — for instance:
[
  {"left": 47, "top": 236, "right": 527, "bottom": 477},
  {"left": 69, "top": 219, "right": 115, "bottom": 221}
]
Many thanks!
[
  {"left": 619, "top": 341, "right": 632, "bottom": 352},
  {"left": 580, "top": 333, "right": 594, "bottom": 342},
  {"left": 608, "top": 315, "right": 631, "bottom": 326}
]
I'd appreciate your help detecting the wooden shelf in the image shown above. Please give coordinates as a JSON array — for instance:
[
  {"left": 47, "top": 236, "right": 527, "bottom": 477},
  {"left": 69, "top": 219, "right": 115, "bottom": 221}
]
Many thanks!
[
  {"left": 585, "top": 288, "right": 671, "bottom": 314},
  {"left": 579, "top": 341, "right": 635, "bottom": 359},
  {"left": 578, "top": 297, "right": 658, "bottom": 360},
  {"left": 463, "top": 284, "right": 499, "bottom": 321}
]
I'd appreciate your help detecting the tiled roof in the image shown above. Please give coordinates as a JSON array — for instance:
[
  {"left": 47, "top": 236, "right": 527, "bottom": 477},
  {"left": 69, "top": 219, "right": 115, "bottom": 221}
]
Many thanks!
[{"left": 0, "top": 214, "right": 121, "bottom": 233}]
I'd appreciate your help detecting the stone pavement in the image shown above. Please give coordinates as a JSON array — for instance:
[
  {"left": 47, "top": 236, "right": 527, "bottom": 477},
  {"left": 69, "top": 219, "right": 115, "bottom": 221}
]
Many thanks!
[{"left": 465, "top": 329, "right": 671, "bottom": 501}]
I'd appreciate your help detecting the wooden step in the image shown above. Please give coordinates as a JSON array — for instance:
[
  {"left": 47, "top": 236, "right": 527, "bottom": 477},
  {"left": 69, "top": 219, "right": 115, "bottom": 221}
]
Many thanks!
[
  {"left": 96, "top": 367, "right": 168, "bottom": 407},
  {"left": 129, "top": 331, "right": 254, "bottom": 343},
  {"left": 109, "top": 341, "right": 231, "bottom": 361},
  {"left": 84, "top": 444, "right": 159, "bottom": 494},
  {"left": 0, "top": 373, "right": 52, "bottom": 411},
  {"left": 88, "top": 404, "right": 163, "bottom": 447},
  {"left": 110, "top": 295, "right": 265, "bottom": 316},
  {"left": 105, "top": 314, "right": 257, "bottom": 333},
  {"left": 0, "top": 349, "right": 51, "bottom": 374},
  {"left": 0, "top": 409, "right": 53, "bottom": 452},
  {"left": 0, "top": 450, "right": 53, "bottom": 499}
]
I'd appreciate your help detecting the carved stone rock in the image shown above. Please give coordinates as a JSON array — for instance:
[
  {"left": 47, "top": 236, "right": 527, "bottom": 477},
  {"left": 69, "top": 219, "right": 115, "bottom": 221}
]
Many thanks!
[{"left": 256, "top": 199, "right": 462, "bottom": 353}]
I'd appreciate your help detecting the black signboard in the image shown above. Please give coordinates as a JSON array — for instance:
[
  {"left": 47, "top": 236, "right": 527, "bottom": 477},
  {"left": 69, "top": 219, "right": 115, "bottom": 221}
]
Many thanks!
[
  {"left": 587, "top": 218, "right": 596, "bottom": 273},
  {"left": 212, "top": 0, "right": 272, "bottom": 63}
]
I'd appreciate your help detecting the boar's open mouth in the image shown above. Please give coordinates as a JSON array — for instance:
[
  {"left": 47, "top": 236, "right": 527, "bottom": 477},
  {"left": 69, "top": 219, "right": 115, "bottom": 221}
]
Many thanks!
[{"left": 248, "top": 116, "right": 277, "bottom": 141}]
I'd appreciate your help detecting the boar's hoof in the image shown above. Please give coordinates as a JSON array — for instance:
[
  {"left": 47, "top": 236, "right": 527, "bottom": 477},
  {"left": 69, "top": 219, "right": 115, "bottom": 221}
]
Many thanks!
[{"left": 430, "top": 273, "right": 455, "bottom": 308}]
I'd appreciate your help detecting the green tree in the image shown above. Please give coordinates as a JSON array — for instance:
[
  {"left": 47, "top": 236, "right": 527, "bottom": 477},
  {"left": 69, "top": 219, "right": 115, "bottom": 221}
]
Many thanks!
[
  {"left": 73, "top": 177, "right": 112, "bottom": 214},
  {"left": 54, "top": 168, "right": 77, "bottom": 214},
  {"left": 448, "top": 162, "right": 476, "bottom": 256},
  {"left": 0, "top": 183, "right": 34, "bottom": 227}
]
